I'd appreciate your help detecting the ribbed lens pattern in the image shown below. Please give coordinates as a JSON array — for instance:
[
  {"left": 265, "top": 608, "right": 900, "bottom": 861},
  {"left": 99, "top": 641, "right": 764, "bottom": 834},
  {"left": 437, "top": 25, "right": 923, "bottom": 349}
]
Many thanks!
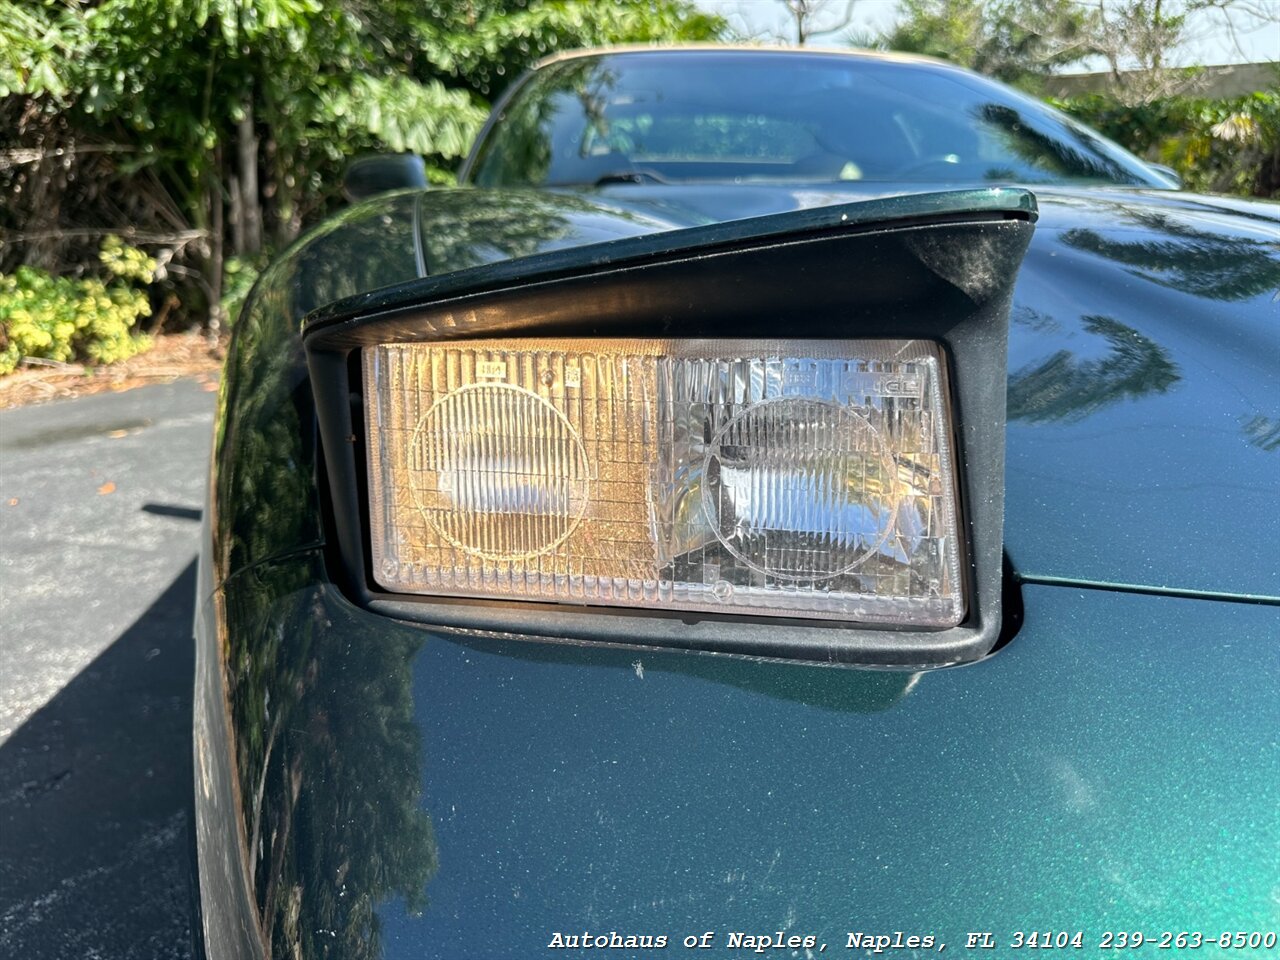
[
  {"left": 414, "top": 383, "right": 589, "bottom": 560},
  {"left": 704, "top": 398, "right": 896, "bottom": 580},
  {"left": 365, "top": 339, "right": 964, "bottom": 626}
]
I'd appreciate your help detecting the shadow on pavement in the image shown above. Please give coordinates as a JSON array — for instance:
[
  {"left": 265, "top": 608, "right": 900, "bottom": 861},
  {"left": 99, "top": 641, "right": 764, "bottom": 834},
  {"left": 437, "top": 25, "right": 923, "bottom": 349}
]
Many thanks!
[
  {"left": 143, "top": 504, "right": 205, "bottom": 523},
  {"left": 0, "top": 561, "right": 197, "bottom": 959}
]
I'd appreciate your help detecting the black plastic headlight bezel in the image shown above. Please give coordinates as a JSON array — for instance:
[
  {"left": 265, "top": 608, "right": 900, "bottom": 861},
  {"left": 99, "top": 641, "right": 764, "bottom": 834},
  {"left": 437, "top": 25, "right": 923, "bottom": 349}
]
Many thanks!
[{"left": 303, "top": 189, "right": 1037, "bottom": 669}]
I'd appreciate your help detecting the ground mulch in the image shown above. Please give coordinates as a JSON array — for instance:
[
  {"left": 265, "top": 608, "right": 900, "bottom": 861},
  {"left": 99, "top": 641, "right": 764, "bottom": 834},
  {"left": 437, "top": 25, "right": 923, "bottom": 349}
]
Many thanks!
[{"left": 0, "top": 332, "right": 223, "bottom": 410}]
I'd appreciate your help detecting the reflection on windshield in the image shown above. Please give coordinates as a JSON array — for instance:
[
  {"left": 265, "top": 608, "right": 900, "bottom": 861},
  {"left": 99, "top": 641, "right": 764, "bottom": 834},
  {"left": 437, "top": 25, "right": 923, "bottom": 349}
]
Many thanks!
[
  {"left": 977, "top": 103, "right": 1132, "bottom": 185},
  {"left": 471, "top": 52, "right": 1164, "bottom": 189}
]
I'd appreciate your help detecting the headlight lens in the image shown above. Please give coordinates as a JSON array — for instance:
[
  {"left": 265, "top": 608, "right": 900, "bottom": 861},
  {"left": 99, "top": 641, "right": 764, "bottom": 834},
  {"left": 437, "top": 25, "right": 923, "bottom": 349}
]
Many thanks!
[{"left": 364, "top": 338, "right": 964, "bottom": 627}]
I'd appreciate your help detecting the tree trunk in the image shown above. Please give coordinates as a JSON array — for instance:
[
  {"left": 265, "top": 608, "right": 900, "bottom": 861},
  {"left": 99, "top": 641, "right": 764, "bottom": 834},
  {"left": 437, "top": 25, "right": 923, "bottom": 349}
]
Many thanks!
[
  {"left": 1151, "top": 0, "right": 1163, "bottom": 73},
  {"left": 206, "top": 147, "right": 225, "bottom": 339},
  {"left": 236, "top": 100, "right": 263, "bottom": 256},
  {"left": 228, "top": 171, "right": 243, "bottom": 256},
  {"left": 261, "top": 118, "right": 304, "bottom": 247}
]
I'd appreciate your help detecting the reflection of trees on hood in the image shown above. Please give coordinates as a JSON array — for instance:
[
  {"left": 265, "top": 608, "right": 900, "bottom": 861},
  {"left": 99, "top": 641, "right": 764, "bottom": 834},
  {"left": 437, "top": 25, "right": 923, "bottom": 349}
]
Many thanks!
[
  {"left": 1011, "top": 305, "right": 1062, "bottom": 334},
  {"left": 420, "top": 190, "right": 665, "bottom": 273},
  {"left": 214, "top": 281, "right": 320, "bottom": 583},
  {"left": 1061, "top": 210, "right": 1280, "bottom": 302},
  {"left": 1241, "top": 414, "right": 1280, "bottom": 452},
  {"left": 293, "top": 208, "right": 421, "bottom": 316},
  {"left": 224, "top": 563, "right": 438, "bottom": 960},
  {"left": 284, "top": 601, "right": 436, "bottom": 960},
  {"left": 218, "top": 256, "right": 437, "bottom": 958},
  {"left": 1007, "top": 315, "right": 1180, "bottom": 423}
]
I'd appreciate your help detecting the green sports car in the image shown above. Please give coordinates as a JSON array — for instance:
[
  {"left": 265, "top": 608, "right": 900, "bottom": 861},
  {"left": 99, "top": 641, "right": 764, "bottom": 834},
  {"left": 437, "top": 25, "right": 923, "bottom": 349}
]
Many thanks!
[{"left": 192, "top": 47, "right": 1280, "bottom": 959}]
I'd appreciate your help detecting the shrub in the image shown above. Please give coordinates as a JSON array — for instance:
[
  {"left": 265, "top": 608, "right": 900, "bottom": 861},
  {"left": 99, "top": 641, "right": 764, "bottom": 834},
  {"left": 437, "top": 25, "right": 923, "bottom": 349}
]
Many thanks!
[
  {"left": 220, "top": 255, "right": 266, "bottom": 330},
  {"left": 0, "top": 236, "right": 156, "bottom": 375},
  {"left": 1054, "top": 90, "right": 1280, "bottom": 199}
]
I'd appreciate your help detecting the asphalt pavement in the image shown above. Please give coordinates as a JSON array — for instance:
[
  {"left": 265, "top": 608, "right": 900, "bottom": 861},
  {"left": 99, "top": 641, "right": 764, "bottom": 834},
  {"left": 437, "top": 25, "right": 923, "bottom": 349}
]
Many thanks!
[{"left": 0, "top": 379, "right": 217, "bottom": 958}]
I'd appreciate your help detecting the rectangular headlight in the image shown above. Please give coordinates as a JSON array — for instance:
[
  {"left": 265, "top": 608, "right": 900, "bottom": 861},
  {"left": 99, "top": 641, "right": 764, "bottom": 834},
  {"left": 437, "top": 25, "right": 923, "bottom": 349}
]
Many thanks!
[{"left": 364, "top": 338, "right": 964, "bottom": 627}]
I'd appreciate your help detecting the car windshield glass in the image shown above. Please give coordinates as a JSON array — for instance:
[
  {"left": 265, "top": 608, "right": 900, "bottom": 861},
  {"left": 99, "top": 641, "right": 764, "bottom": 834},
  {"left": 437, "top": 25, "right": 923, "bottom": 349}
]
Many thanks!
[{"left": 469, "top": 52, "right": 1166, "bottom": 188}]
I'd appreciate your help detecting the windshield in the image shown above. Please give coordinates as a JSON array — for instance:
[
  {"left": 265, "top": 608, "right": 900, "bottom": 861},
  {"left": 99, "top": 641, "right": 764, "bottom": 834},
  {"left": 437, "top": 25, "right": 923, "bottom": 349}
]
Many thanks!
[{"left": 468, "top": 51, "right": 1169, "bottom": 189}]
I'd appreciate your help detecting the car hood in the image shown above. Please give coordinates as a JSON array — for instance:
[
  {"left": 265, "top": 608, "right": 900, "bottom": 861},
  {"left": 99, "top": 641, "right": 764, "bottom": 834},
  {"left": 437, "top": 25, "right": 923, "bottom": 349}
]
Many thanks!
[
  {"left": 201, "top": 550, "right": 1280, "bottom": 959},
  {"left": 416, "top": 182, "right": 1280, "bottom": 271},
  {"left": 200, "top": 184, "right": 1280, "bottom": 958},
  {"left": 404, "top": 183, "right": 1280, "bottom": 599}
]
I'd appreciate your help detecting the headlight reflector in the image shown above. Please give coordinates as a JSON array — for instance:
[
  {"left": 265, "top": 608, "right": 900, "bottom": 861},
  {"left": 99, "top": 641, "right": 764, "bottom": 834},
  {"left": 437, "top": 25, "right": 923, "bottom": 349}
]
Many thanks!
[{"left": 365, "top": 339, "right": 964, "bottom": 627}]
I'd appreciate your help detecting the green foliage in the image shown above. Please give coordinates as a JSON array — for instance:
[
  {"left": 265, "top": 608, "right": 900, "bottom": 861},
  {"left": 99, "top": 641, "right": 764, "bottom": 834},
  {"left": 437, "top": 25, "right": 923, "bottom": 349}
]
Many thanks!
[
  {"left": 220, "top": 256, "right": 266, "bottom": 329},
  {"left": 2, "top": 0, "right": 725, "bottom": 329},
  {"left": 881, "top": 0, "right": 1278, "bottom": 198},
  {"left": 884, "top": 0, "right": 984, "bottom": 65},
  {"left": 883, "top": 0, "right": 1096, "bottom": 85},
  {"left": 0, "top": 0, "right": 86, "bottom": 101},
  {"left": 1056, "top": 90, "right": 1280, "bottom": 197},
  {"left": 99, "top": 234, "right": 157, "bottom": 283},
  {"left": 0, "top": 238, "right": 155, "bottom": 374},
  {"left": 319, "top": 74, "right": 487, "bottom": 159},
  {"left": 4, "top": 1, "right": 723, "bottom": 184},
  {"left": 415, "top": 0, "right": 725, "bottom": 99}
]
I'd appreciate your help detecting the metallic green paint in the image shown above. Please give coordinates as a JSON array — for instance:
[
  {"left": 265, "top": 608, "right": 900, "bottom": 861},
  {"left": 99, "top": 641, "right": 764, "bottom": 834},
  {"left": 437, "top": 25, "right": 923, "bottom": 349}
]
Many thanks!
[{"left": 197, "top": 545, "right": 1279, "bottom": 958}]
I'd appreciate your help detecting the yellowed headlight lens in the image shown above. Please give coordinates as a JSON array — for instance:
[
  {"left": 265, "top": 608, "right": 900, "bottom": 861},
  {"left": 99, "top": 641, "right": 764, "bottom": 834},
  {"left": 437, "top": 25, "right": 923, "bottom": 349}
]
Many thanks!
[{"left": 364, "top": 338, "right": 964, "bottom": 626}]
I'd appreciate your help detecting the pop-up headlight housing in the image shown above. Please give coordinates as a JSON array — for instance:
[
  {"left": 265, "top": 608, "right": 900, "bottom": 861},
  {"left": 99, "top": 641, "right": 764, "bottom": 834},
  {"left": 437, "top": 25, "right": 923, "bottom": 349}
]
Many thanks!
[{"left": 305, "top": 190, "right": 1036, "bottom": 667}]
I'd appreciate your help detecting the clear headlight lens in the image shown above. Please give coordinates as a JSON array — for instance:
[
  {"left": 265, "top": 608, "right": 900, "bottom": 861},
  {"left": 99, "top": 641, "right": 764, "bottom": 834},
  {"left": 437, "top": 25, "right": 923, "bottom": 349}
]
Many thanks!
[{"left": 364, "top": 339, "right": 964, "bottom": 626}]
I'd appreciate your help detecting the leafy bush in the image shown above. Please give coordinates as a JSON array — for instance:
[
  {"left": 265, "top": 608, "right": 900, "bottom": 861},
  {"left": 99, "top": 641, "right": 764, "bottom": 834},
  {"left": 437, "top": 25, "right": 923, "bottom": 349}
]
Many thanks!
[
  {"left": 0, "top": 236, "right": 156, "bottom": 375},
  {"left": 220, "top": 255, "right": 266, "bottom": 330},
  {"left": 1054, "top": 90, "right": 1280, "bottom": 199}
]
